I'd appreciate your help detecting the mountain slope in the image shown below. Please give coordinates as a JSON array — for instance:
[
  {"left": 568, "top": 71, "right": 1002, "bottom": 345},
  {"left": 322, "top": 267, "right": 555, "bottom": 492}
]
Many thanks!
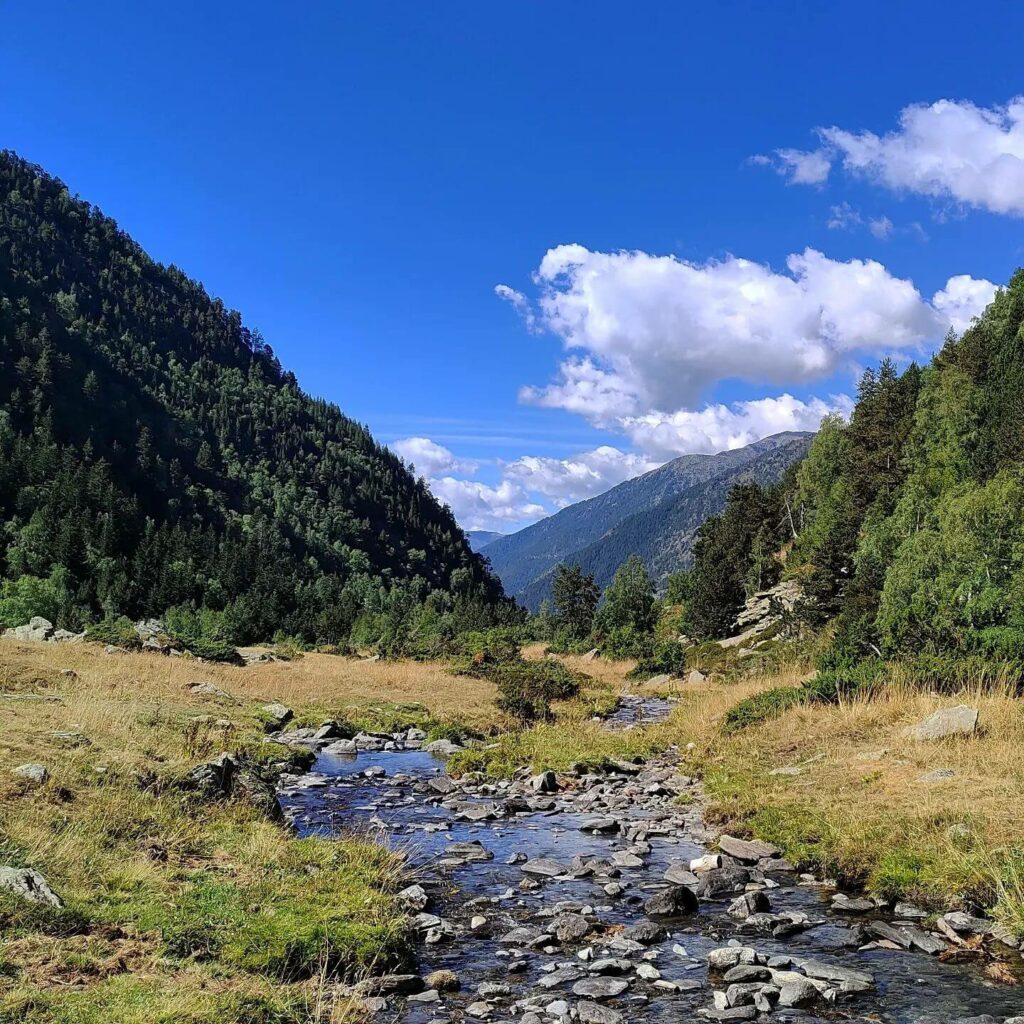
[
  {"left": 467, "top": 530, "right": 504, "bottom": 552},
  {"left": 0, "top": 151, "right": 503, "bottom": 641},
  {"left": 518, "top": 434, "right": 813, "bottom": 608},
  {"left": 486, "top": 432, "right": 812, "bottom": 608}
]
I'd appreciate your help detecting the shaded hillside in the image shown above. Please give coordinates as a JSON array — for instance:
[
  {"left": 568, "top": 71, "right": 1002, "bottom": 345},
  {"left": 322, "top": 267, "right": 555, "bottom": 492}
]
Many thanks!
[
  {"left": 519, "top": 434, "right": 813, "bottom": 608},
  {"left": 0, "top": 151, "right": 504, "bottom": 642},
  {"left": 486, "top": 432, "right": 812, "bottom": 608},
  {"left": 467, "top": 530, "right": 504, "bottom": 552}
]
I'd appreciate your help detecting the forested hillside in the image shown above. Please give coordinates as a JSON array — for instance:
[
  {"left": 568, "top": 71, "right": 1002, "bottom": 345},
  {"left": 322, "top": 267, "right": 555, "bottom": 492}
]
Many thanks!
[
  {"left": 0, "top": 151, "right": 506, "bottom": 644},
  {"left": 487, "top": 433, "right": 811, "bottom": 609},
  {"left": 681, "top": 273, "right": 1024, "bottom": 664}
]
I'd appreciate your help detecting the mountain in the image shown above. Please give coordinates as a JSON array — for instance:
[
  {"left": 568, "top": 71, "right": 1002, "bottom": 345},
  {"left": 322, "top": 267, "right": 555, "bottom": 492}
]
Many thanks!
[
  {"left": 0, "top": 151, "right": 504, "bottom": 642},
  {"left": 486, "top": 432, "right": 813, "bottom": 609},
  {"left": 467, "top": 530, "right": 504, "bottom": 552}
]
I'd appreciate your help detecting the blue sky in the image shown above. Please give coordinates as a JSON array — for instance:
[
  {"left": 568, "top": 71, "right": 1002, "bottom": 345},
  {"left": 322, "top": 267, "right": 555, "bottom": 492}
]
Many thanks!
[{"left": 5, "top": 2, "right": 1024, "bottom": 530}]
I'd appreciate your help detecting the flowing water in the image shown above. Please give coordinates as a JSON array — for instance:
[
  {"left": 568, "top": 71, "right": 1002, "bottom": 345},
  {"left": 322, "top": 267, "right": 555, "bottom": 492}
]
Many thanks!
[{"left": 278, "top": 699, "right": 1023, "bottom": 1023}]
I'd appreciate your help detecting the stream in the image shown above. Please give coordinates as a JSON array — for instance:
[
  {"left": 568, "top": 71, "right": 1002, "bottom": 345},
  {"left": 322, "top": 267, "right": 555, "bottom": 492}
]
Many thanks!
[{"left": 275, "top": 699, "right": 1023, "bottom": 1023}]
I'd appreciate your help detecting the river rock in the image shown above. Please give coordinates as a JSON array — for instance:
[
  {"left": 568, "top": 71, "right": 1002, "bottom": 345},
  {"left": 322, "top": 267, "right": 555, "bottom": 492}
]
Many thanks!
[
  {"left": 522, "top": 857, "right": 567, "bottom": 877},
  {"left": 553, "top": 912, "right": 591, "bottom": 942},
  {"left": 718, "top": 834, "right": 780, "bottom": 863},
  {"left": 777, "top": 974, "right": 820, "bottom": 1007},
  {"left": 424, "top": 969, "right": 460, "bottom": 991},
  {"left": 577, "top": 1000, "right": 624, "bottom": 1024},
  {"left": 538, "top": 965, "right": 586, "bottom": 988},
  {"left": 572, "top": 976, "right": 629, "bottom": 999},
  {"left": 0, "top": 867, "right": 62, "bottom": 906},
  {"left": 865, "top": 920, "right": 947, "bottom": 954},
  {"left": 644, "top": 884, "right": 699, "bottom": 917},
  {"left": 351, "top": 974, "right": 424, "bottom": 997},
  {"left": 688, "top": 669, "right": 708, "bottom": 685},
  {"left": 906, "top": 705, "right": 979, "bottom": 741},
  {"left": 727, "top": 891, "right": 771, "bottom": 919},
  {"left": 397, "top": 884, "right": 429, "bottom": 910},
  {"left": 798, "top": 958, "right": 874, "bottom": 991},
  {"left": 529, "top": 770, "right": 558, "bottom": 793},
  {"left": 444, "top": 841, "right": 494, "bottom": 863},
  {"left": 622, "top": 921, "right": 667, "bottom": 944},
  {"left": 938, "top": 911, "right": 994, "bottom": 937},
  {"left": 425, "top": 738, "right": 464, "bottom": 755},
  {"left": 580, "top": 817, "right": 620, "bottom": 835},
  {"left": 697, "top": 864, "right": 750, "bottom": 897},
  {"left": 665, "top": 862, "right": 699, "bottom": 886}
]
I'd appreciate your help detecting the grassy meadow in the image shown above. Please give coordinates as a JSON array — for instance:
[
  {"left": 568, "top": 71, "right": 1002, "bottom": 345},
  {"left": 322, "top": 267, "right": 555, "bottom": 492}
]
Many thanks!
[
  {"left": 0, "top": 640, "right": 502, "bottom": 1024},
  {"left": 1, "top": 634, "right": 1021, "bottom": 1023}
]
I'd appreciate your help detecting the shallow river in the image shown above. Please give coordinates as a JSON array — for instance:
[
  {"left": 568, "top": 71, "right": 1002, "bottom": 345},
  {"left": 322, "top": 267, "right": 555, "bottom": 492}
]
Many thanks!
[{"left": 278, "top": 699, "right": 1022, "bottom": 1023}]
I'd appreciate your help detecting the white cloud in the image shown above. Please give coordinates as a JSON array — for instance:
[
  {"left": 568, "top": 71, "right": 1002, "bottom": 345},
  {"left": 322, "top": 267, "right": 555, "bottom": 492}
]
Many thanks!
[
  {"left": 505, "top": 446, "right": 661, "bottom": 506},
  {"left": 428, "top": 476, "right": 545, "bottom": 532},
  {"left": 392, "top": 436, "right": 478, "bottom": 477},
  {"left": 770, "top": 147, "right": 832, "bottom": 185},
  {"left": 827, "top": 202, "right": 862, "bottom": 230},
  {"left": 931, "top": 274, "right": 998, "bottom": 334},
  {"left": 495, "top": 283, "right": 539, "bottom": 332},
  {"left": 767, "top": 97, "right": 1024, "bottom": 217},
  {"left": 619, "top": 394, "right": 854, "bottom": 459},
  {"left": 869, "top": 216, "right": 894, "bottom": 240},
  {"left": 515, "top": 244, "right": 953, "bottom": 418}
]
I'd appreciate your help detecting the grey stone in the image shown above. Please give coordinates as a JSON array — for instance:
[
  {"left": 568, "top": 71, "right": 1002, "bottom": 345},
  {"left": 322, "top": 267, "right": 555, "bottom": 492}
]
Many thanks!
[
  {"left": 572, "top": 977, "right": 629, "bottom": 999},
  {"left": 777, "top": 975, "right": 819, "bottom": 1007},
  {"left": 727, "top": 890, "right": 771, "bottom": 920},
  {"left": 906, "top": 704, "right": 979, "bottom": 741},
  {"left": 621, "top": 921, "right": 666, "bottom": 945},
  {"left": 351, "top": 974, "right": 424, "bottom": 997},
  {"left": 0, "top": 867, "right": 62, "bottom": 906},
  {"left": 13, "top": 763, "right": 49, "bottom": 784},
  {"left": 425, "top": 738, "right": 464, "bottom": 755},
  {"left": 261, "top": 703, "right": 293, "bottom": 729},
  {"left": 644, "top": 884, "right": 699, "bottom": 917},
  {"left": 522, "top": 857, "right": 567, "bottom": 877},
  {"left": 552, "top": 912, "right": 591, "bottom": 943},
  {"left": 529, "top": 770, "right": 559, "bottom": 793},
  {"left": 576, "top": 1000, "right": 623, "bottom": 1024},
  {"left": 718, "top": 834, "right": 780, "bottom": 863}
]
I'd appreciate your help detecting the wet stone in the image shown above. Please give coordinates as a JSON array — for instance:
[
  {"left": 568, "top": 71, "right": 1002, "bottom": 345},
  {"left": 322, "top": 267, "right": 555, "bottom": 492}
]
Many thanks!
[{"left": 572, "top": 976, "right": 629, "bottom": 999}]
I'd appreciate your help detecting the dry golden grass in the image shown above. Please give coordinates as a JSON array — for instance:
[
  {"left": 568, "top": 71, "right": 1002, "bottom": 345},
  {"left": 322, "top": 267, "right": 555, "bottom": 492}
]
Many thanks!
[
  {"left": 0, "top": 637, "right": 503, "bottom": 745},
  {"left": 0, "top": 638, "right": 445, "bottom": 1024}
]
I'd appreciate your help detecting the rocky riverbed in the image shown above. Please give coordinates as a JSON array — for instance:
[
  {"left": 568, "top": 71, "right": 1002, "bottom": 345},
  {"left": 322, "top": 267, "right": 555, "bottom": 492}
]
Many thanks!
[{"left": 274, "top": 699, "right": 1024, "bottom": 1024}]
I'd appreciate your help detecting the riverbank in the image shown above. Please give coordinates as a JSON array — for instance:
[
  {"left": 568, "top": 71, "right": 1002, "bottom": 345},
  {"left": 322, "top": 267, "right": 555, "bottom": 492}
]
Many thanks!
[{"left": 0, "top": 639, "right": 507, "bottom": 1023}]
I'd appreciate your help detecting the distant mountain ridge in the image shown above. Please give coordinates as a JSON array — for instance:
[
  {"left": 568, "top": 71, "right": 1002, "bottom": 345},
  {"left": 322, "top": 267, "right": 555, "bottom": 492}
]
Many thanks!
[
  {"left": 486, "top": 432, "right": 813, "bottom": 609},
  {"left": 466, "top": 530, "right": 504, "bottom": 552}
]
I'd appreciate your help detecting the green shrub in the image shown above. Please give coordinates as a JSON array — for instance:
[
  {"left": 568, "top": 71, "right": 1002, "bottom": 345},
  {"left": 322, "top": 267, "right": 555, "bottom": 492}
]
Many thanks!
[
  {"left": 467, "top": 657, "right": 585, "bottom": 723},
  {"left": 84, "top": 615, "right": 140, "bottom": 648},
  {"left": 723, "top": 687, "right": 808, "bottom": 732},
  {"left": 628, "top": 639, "right": 687, "bottom": 680}
]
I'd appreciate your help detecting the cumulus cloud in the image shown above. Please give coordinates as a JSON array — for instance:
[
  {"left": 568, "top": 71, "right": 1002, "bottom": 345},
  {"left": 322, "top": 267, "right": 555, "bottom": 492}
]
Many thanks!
[
  {"left": 766, "top": 97, "right": 1024, "bottom": 217},
  {"left": 619, "top": 394, "right": 854, "bottom": 459},
  {"left": 505, "top": 446, "right": 661, "bottom": 506},
  {"left": 428, "top": 476, "right": 546, "bottom": 532},
  {"left": 931, "top": 274, "right": 999, "bottom": 334},
  {"left": 514, "top": 244, "right": 961, "bottom": 419},
  {"left": 392, "top": 436, "right": 478, "bottom": 477}
]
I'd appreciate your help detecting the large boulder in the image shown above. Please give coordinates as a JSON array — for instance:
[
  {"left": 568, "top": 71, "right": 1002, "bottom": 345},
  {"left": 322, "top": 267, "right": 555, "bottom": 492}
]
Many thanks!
[
  {"left": 906, "top": 705, "right": 979, "bottom": 741},
  {"left": 0, "top": 867, "right": 62, "bottom": 906}
]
